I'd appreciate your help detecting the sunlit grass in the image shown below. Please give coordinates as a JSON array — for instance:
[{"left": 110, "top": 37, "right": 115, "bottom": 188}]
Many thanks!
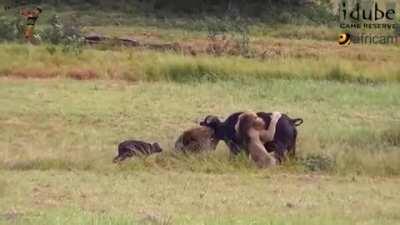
[
  {"left": 0, "top": 170, "right": 399, "bottom": 225},
  {"left": 0, "top": 79, "right": 398, "bottom": 175},
  {"left": 0, "top": 43, "right": 399, "bottom": 83}
]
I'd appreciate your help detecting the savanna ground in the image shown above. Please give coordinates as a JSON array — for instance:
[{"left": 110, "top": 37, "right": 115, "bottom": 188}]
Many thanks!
[
  {"left": 1, "top": 2, "right": 400, "bottom": 225},
  {"left": 0, "top": 78, "right": 399, "bottom": 225}
]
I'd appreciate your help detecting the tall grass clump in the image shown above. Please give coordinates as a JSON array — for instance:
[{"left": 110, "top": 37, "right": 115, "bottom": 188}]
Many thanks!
[
  {"left": 381, "top": 126, "right": 400, "bottom": 147},
  {"left": 141, "top": 52, "right": 399, "bottom": 83},
  {"left": 299, "top": 153, "right": 336, "bottom": 172},
  {"left": 334, "top": 149, "right": 400, "bottom": 176},
  {"left": 143, "top": 55, "right": 226, "bottom": 82},
  {"left": 205, "top": 16, "right": 255, "bottom": 58},
  {"left": 326, "top": 66, "right": 353, "bottom": 82}
]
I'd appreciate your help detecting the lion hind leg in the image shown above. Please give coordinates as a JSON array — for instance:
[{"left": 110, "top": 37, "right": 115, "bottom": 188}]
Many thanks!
[{"left": 248, "top": 137, "right": 276, "bottom": 168}]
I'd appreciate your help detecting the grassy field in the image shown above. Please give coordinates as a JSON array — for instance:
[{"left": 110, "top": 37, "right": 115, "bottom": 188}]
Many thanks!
[
  {"left": 0, "top": 77, "right": 399, "bottom": 224},
  {"left": 1, "top": 171, "right": 400, "bottom": 225},
  {"left": 0, "top": 3, "right": 400, "bottom": 223},
  {"left": 0, "top": 42, "right": 399, "bottom": 83}
]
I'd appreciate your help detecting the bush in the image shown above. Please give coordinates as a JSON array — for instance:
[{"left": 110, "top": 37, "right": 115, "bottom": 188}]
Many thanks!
[
  {"left": 0, "top": 16, "right": 23, "bottom": 41},
  {"left": 41, "top": 15, "right": 64, "bottom": 44},
  {"left": 40, "top": 14, "right": 82, "bottom": 43},
  {"left": 205, "top": 17, "right": 255, "bottom": 58},
  {"left": 61, "top": 35, "right": 84, "bottom": 55},
  {"left": 31, "top": 0, "right": 334, "bottom": 24},
  {"left": 40, "top": 14, "right": 84, "bottom": 54}
]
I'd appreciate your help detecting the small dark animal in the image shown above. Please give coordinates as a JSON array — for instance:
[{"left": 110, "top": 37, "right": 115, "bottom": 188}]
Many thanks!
[
  {"left": 200, "top": 111, "right": 303, "bottom": 162},
  {"left": 175, "top": 126, "right": 219, "bottom": 153},
  {"left": 113, "top": 140, "right": 162, "bottom": 163}
]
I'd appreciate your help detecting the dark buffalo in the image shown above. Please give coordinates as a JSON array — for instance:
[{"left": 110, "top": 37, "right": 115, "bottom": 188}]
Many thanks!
[{"left": 200, "top": 112, "right": 303, "bottom": 162}]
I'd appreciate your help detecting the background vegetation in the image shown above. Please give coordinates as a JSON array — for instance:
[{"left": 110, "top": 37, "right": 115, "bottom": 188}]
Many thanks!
[{"left": 3, "top": 0, "right": 334, "bottom": 21}]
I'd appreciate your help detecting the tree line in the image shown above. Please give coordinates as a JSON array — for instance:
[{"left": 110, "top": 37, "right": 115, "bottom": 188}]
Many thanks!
[{"left": 5, "top": 0, "right": 328, "bottom": 13}]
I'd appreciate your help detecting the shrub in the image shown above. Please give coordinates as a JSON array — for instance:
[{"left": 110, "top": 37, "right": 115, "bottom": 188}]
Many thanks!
[
  {"left": 41, "top": 15, "right": 64, "bottom": 44},
  {"left": 205, "top": 17, "right": 255, "bottom": 58},
  {"left": 45, "top": 45, "right": 57, "bottom": 55},
  {"left": 40, "top": 14, "right": 84, "bottom": 54},
  {"left": 61, "top": 35, "right": 84, "bottom": 55},
  {"left": 0, "top": 16, "right": 23, "bottom": 41}
]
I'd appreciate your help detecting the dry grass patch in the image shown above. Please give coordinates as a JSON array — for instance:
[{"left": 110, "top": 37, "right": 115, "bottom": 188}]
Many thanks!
[
  {"left": 67, "top": 68, "right": 98, "bottom": 80},
  {"left": 8, "top": 67, "right": 59, "bottom": 79},
  {"left": 0, "top": 43, "right": 399, "bottom": 83}
]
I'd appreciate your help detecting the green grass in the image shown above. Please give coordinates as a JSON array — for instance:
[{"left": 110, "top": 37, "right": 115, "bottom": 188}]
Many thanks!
[
  {"left": 1, "top": 3, "right": 399, "bottom": 224},
  {"left": 0, "top": 170, "right": 400, "bottom": 225},
  {"left": 0, "top": 79, "right": 399, "bottom": 176},
  {"left": 0, "top": 43, "right": 399, "bottom": 83},
  {"left": 0, "top": 44, "right": 398, "bottom": 225}
]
